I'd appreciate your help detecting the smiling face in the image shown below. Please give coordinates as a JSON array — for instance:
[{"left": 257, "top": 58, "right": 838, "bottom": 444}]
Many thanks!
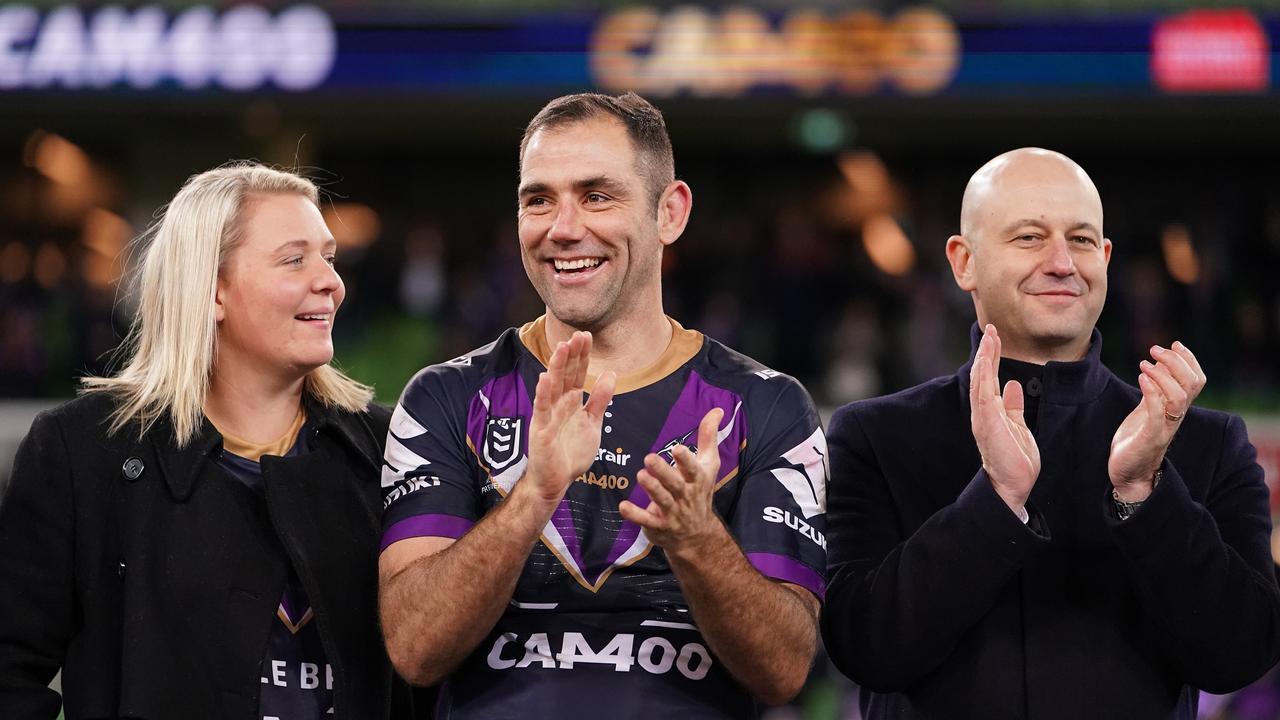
[
  {"left": 517, "top": 116, "right": 669, "bottom": 333},
  {"left": 214, "top": 192, "right": 344, "bottom": 382},
  {"left": 947, "top": 149, "right": 1112, "bottom": 362}
]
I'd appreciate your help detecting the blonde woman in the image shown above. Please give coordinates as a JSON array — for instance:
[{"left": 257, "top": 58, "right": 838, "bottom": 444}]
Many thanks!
[{"left": 0, "top": 164, "right": 415, "bottom": 719}]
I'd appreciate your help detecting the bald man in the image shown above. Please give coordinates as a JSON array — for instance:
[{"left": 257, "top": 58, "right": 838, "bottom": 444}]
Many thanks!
[{"left": 821, "top": 148, "right": 1280, "bottom": 720}]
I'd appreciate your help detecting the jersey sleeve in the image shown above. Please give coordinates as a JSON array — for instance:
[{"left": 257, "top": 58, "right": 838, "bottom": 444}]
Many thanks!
[
  {"left": 380, "top": 364, "right": 482, "bottom": 552},
  {"left": 727, "top": 377, "right": 829, "bottom": 600}
]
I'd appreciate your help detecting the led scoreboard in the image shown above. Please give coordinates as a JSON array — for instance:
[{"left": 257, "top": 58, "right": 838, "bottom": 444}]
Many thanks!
[{"left": 0, "top": 4, "right": 1273, "bottom": 97}]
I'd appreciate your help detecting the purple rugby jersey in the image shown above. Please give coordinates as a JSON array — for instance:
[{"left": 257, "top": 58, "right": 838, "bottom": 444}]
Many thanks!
[{"left": 381, "top": 317, "right": 828, "bottom": 719}]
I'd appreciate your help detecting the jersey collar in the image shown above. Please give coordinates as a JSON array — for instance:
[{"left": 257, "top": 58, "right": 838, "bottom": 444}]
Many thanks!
[{"left": 518, "top": 315, "right": 704, "bottom": 395}]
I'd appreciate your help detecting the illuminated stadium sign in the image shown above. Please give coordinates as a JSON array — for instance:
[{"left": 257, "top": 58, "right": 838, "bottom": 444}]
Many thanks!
[
  {"left": 1151, "top": 9, "right": 1270, "bottom": 92},
  {"left": 0, "top": 4, "right": 1274, "bottom": 97},
  {"left": 0, "top": 4, "right": 336, "bottom": 90},
  {"left": 590, "top": 7, "right": 960, "bottom": 97}
]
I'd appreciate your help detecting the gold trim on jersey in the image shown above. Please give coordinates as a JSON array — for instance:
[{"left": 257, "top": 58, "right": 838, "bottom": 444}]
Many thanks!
[
  {"left": 466, "top": 434, "right": 744, "bottom": 594},
  {"left": 277, "top": 605, "right": 315, "bottom": 635},
  {"left": 217, "top": 406, "right": 306, "bottom": 461},
  {"left": 466, "top": 434, "right": 661, "bottom": 594},
  {"left": 518, "top": 315, "right": 703, "bottom": 395}
]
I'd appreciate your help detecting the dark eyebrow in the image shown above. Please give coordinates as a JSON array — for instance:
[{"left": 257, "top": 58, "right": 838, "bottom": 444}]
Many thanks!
[
  {"left": 574, "top": 176, "right": 629, "bottom": 196},
  {"left": 517, "top": 182, "right": 548, "bottom": 199},
  {"left": 518, "top": 175, "right": 631, "bottom": 199}
]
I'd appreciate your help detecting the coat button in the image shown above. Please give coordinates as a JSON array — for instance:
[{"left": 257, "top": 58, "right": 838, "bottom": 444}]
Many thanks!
[
  {"left": 1026, "top": 377, "right": 1043, "bottom": 398},
  {"left": 122, "top": 457, "right": 145, "bottom": 481}
]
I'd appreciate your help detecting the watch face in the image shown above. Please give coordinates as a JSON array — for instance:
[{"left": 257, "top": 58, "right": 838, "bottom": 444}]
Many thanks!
[
  {"left": 1114, "top": 499, "right": 1142, "bottom": 521},
  {"left": 1111, "top": 488, "right": 1144, "bottom": 521}
]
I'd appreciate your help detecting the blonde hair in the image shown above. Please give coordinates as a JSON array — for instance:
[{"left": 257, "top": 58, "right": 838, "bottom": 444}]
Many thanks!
[{"left": 82, "top": 162, "right": 373, "bottom": 446}]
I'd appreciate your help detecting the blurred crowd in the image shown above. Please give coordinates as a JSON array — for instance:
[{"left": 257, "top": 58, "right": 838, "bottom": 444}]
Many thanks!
[{"left": 3, "top": 139, "right": 1277, "bottom": 417}]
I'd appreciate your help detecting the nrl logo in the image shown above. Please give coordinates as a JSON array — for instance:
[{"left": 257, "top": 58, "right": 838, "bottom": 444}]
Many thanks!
[{"left": 484, "top": 416, "right": 524, "bottom": 471}]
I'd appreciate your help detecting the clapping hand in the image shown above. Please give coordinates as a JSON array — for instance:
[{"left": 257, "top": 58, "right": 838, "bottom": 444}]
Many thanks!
[
  {"left": 970, "top": 324, "right": 1040, "bottom": 517},
  {"left": 523, "top": 332, "right": 617, "bottom": 504},
  {"left": 1109, "top": 341, "right": 1205, "bottom": 502},
  {"left": 620, "top": 407, "right": 725, "bottom": 559}
]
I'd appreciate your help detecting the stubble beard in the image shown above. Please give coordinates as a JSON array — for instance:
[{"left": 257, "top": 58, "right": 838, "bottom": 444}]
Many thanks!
[{"left": 532, "top": 255, "right": 627, "bottom": 333}]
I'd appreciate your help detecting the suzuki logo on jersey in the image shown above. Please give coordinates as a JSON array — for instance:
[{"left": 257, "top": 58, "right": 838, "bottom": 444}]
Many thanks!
[
  {"left": 596, "top": 446, "right": 632, "bottom": 465},
  {"left": 763, "top": 506, "right": 827, "bottom": 550},
  {"left": 383, "top": 473, "right": 440, "bottom": 510},
  {"left": 483, "top": 416, "right": 523, "bottom": 471}
]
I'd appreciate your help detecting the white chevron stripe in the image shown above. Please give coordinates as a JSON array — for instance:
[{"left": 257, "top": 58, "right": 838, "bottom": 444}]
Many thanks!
[
  {"left": 389, "top": 403, "right": 428, "bottom": 439},
  {"left": 382, "top": 407, "right": 432, "bottom": 489},
  {"left": 769, "top": 426, "right": 829, "bottom": 519},
  {"left": 609, "top": 529, "right": 652, "bottom": 573},
  {"left": 716, "top": 402, "right": 743, "bottom": 445}
]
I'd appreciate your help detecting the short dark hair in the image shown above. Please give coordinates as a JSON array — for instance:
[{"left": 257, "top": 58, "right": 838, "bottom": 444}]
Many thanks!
[{"left": 520, "top": 92, "right": 675, "bottom": 208}]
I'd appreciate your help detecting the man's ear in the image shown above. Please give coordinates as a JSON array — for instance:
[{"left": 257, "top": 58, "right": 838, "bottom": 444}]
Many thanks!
[
  {"left": 656, "top": 180, "right": 692, "bottom": 247},
  {"left": 945, "top": 234, "right": 978, "bottom": 292}
]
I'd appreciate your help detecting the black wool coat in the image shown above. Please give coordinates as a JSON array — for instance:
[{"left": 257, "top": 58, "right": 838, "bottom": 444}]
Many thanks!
[
  {"left": 821, "top": 328, "right": 1280, "bottom": 720},
  {"left": 0, "top": 391, "right": 416, "bottom": 719}
]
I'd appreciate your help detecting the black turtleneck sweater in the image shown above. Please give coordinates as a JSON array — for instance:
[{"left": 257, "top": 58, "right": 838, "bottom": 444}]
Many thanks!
[
  {"left": 822, "top": 323, "right": 1280, "bottom": 720},
  {"left": 998, "top": 357, "right": 1045, "bottom": 436}
]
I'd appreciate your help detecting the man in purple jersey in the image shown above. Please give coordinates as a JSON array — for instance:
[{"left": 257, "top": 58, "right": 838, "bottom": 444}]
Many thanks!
[{"left": 376, "top": 93, "right": 827, "bottom": 718}]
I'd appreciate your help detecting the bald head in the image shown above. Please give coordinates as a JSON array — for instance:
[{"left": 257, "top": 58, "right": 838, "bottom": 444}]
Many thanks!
[
  {"left": 945, "top": 147, "right": 1112, "bottom": 364},
  {"left": 960, "top": 148, "right": 1103, "bottom": 242}
]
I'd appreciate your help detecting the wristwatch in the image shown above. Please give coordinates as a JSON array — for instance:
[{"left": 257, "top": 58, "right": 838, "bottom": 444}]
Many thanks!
[
  {"left": 1112, "top": 491, "right": 1144, "bottom": 521},
  {"left": 1113, "top": 469, "right": 1162, "bottom": 521}
]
